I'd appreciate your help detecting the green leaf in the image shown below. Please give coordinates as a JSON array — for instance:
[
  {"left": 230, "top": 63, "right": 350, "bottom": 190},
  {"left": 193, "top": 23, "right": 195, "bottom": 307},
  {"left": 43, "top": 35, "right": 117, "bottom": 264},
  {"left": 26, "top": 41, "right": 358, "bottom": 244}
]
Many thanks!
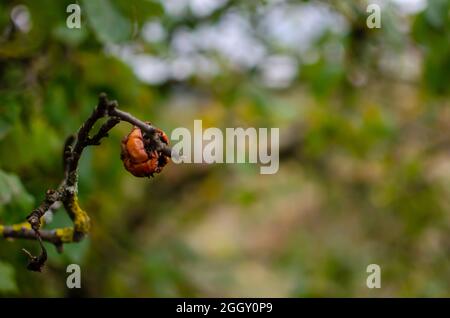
[
  {"left": 0, "top": 261, "right": 18, "bottom": 294},
  {"left": 0, "top": 170, "right": 35, "bottom": 223},
  {"left": 115, "top": 0, "right": 163, "bottom": 27},
  {"left": 83, "top": 0, "right": 132, "bottom": 44}
]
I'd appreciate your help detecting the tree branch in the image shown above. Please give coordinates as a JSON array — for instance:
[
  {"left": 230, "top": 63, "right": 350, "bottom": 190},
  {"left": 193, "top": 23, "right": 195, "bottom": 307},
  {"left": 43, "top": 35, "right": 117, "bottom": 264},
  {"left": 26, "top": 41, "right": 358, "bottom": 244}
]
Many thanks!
[{"left": 0, "top": 93, "right": 172, "bottom": 271}]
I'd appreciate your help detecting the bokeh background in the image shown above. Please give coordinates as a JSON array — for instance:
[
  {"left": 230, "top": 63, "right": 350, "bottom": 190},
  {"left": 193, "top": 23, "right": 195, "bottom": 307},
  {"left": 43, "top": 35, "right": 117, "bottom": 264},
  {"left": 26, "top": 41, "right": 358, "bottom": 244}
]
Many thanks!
[{"left": 0, "top": 0, "right": 449, "bottom": 297}]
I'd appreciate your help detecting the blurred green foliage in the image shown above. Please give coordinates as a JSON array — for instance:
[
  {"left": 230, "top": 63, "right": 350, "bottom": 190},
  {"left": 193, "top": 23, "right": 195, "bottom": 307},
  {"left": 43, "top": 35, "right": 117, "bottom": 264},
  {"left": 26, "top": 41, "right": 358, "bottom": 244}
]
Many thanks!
[{"left": 0, "top": 0, "right": 449, "bottom": 297}]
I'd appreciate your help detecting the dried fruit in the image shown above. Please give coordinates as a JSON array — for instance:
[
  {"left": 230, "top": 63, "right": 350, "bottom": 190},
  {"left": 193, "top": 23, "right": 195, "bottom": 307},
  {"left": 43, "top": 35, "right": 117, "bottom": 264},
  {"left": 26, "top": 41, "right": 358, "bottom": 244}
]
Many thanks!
[{"left": 120, "top": 124, "right": 170, "bottom": 177}]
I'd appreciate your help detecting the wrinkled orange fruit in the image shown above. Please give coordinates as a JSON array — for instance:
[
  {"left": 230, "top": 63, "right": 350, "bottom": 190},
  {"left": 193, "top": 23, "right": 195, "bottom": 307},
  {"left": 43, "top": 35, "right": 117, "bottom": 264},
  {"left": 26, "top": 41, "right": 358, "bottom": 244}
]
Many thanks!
[{"left": 120, "top": 125, "right": 170, "bottom": 177}]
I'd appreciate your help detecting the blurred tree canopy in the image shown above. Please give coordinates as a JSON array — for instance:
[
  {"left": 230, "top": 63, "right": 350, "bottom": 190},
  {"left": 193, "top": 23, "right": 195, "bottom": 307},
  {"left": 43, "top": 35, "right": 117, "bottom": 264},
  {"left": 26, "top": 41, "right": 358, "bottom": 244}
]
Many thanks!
[{"left": 0, "top": 0, "right": 449, "bottom": 297}]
